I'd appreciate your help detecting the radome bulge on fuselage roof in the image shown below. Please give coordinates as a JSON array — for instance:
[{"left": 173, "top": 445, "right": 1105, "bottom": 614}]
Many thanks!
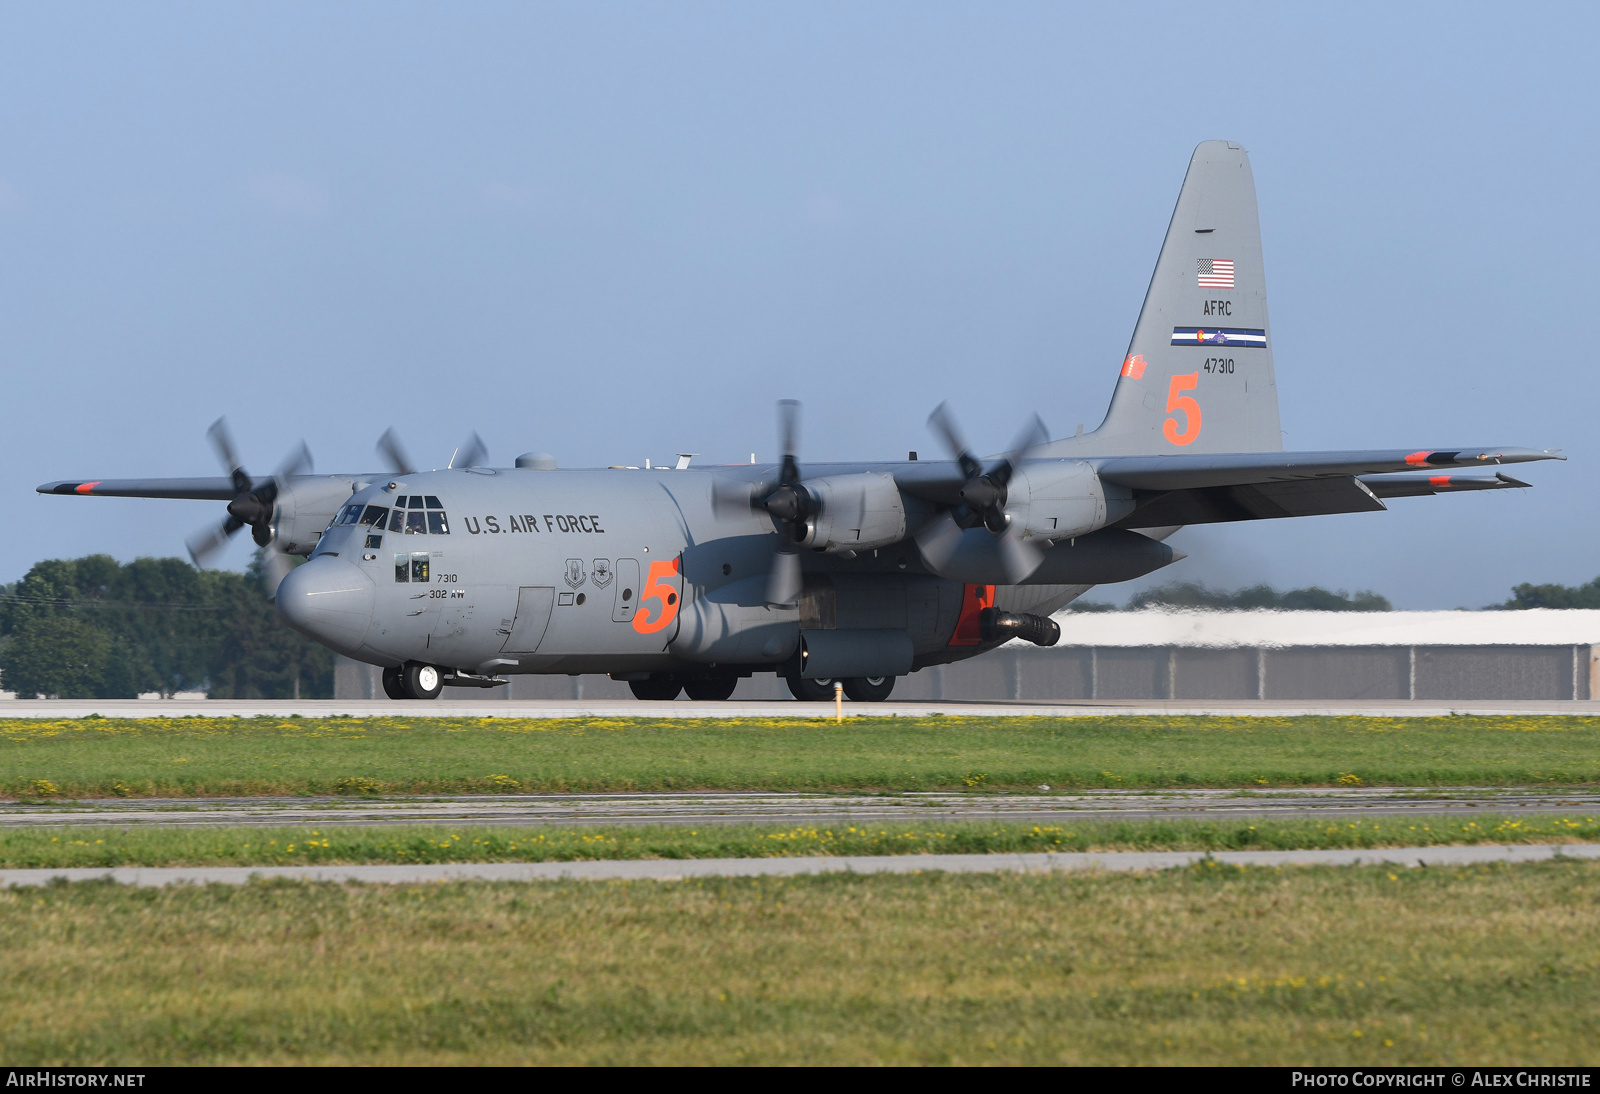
[{"left": 38, "top": 140, "right": 1562, "bottom": 702}]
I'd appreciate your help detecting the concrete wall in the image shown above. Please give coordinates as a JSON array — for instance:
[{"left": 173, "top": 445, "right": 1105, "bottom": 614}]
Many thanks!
[{"left": 335, "top": 643, "right": 1598, "bottom": 702}]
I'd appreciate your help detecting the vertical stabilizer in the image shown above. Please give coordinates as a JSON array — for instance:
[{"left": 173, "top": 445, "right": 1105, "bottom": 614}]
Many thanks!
[{"left": 1088, "top": 141, "right": 1282, "bottom": 455}]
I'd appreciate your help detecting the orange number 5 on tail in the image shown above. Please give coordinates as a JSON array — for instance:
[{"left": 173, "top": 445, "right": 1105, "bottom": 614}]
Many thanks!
[{"left": 1163, "top": 372, "right": 1202, "bottom": 446}]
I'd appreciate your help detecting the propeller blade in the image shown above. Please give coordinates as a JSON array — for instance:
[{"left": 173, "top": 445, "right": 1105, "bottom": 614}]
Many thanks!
[
  {"left": 997, "top": 526, "right": 1045, "bottom": 584},
  {"left": 272, "top": 441, "right": 313, "bottom": 483},
  {"left": 186, "top": 517, "right": 241, "bottom": 570},
  {"left": 913, "top": 514, "right": 966, "bottom": 574},
  {"left": 776, "top": 399, "right": 800, "bottom": 486},
  {"left": 449, "top": 432, "right": 488, "bottom": 470},
  {"left": 260, "top": 545, "right": 295, "bottom": 601},
  {"left": 766, "top": 549, "right": 802, "bottom": 608},
  {"left": 377, "top": 428, "right": 416, "bottom": 476},
  {"left": 913, "top": 513, "right": 1043, "bottom": 583},
  {"left": 928, "top": 402, "right": 982, "bottom": 480},
  {"left": 991, "top": 414, "right": 1049, "bottom": 486},
  {"left": 711, "top": 477, "right": 765, "bottom": 519},
  {"left": 206, "top": 418, "right": 252, "bottom": 494}
]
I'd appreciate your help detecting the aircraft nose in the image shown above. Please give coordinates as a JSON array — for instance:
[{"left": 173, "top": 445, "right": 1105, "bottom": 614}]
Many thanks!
[{"left": 275, "top": 556, "right": 376, "bottom": 654}]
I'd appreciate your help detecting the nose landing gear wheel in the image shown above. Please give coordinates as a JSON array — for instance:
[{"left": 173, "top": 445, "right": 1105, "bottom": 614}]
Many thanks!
[
  {"left": 785, "top": 676, "right": 837, "bottom": 702},
  {"left": 402, "top": 662, "right": 444, "bottom": 700},
  {"left": 684, "top": 676, "right": 738, "bottom": 701},
  {"left": 842, "top": 676, "right": 895, "bottom": 702},
  {"left": 629, "top": 677, "right": 683, "bottom": 701},
  {"left": 381, "top": 666, "right": 406, "bottom": 700}
]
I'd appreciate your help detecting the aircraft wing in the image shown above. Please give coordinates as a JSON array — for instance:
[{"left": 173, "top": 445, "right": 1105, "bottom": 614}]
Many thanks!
[{"left": 37, "top": 477, "right": 241, "bottom": 500}]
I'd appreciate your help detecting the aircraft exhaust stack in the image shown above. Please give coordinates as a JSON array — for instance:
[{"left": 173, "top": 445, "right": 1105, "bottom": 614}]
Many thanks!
[{"left": 978, "top": 609, "right": 1060, "bottom": 648}]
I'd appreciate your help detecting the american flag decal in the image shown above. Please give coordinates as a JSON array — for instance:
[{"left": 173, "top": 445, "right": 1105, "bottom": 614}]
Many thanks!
[{"left": 1197, "top": 258, "right": 1235, "bottom": 288}]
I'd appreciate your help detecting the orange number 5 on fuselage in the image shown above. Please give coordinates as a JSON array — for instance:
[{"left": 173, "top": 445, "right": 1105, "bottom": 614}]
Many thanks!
[
  {"left": 632, "top": 558, "right": 683, "bottom": 635},
  {"left": 1163, "top": 372, "right": 1202, "bottom": 446}
]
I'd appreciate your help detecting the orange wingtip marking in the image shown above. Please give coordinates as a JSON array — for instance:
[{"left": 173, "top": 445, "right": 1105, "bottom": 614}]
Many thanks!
[
  {"left": 1404, "top": 451, "right": 1429, "bottom": 466},
  {"left": 1120, "top": 354, "right": 1146, "bottom": 379},
  {"left": 1429, "top": 476, "right": 1451, "bottom": 488},
  {"left": 74, "top": 482, "right": 102, "bottom": 494}
]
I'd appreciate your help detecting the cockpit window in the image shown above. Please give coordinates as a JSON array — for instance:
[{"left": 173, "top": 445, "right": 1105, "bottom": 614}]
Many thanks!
[
  {"left": 334, "top": 503, "right": 364, "bottom": 526},
  {"left": 379, "top": 495, "right": 450, "bottom": 534}
]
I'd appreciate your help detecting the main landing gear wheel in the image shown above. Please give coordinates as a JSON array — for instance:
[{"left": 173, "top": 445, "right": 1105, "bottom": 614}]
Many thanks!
[
  {"left": 843, "top": 676, "right": 895, "bottom": 702},
  {"left": 684, "top": 676, "right": 738, "bottom": 701},
  {"left": 381, "top": 666, "right": 406, "bottom": 700},
  {"left": 786, "top": 676, "right": 837, "bottom": 702},
  {"left": 402, "top": 662, "right": 444, "bottom": 700},
  {"left": 629, "top": 677, "right": 683, "bottom": 701}
]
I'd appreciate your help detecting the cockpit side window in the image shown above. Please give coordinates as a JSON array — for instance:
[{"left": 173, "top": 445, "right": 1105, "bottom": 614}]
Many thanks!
[
  {"left": 359, "top": 505, "right": 389, "bottom": 527},
  {"left": 334, "top": 503, "right": 364, "bottom": 526},
  {"left": 427, "top": 510, "right": 449, "bottom": 534}
]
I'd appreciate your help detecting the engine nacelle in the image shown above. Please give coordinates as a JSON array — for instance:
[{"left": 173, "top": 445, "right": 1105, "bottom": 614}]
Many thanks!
[
  {"left": 273, "top": 478, "right": 367, "bottom": 555},
  {"left": 1008, "top": 460, "right": 1131, "bottom": 541},
  {"left": 796, "top": 473, "right": 907, "bottom": 554}
]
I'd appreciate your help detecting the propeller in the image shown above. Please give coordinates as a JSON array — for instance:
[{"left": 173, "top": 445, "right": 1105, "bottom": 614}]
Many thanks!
[
  {"left": 449, "top": 432, "right": 488, "bottom": 470},
  {"left": 376, "top": 428, "right": 416, "bottom": 476},
  {"left": 927, "top": 402, "right": 1048, "bottom": 534},
  {"left": 185, "top": 419, "right": 313, "bottom": 576},
  {"left": 761, "top": 400, "right": 810, "bottom": 606},
  {"left": 379, "top": 427, "right": 489, "bottom": 473},
  {"left": 918, "top": 404, "right": 1051, "bottom": 583},
  {"left": 710, "top": 400, "right": 811, "bottom": 607}
]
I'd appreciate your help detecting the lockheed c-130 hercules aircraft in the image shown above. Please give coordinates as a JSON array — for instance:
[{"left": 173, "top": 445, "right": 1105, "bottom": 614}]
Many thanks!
[{"left": 40, "top": 141, "right": 1561, "bottom": 702}]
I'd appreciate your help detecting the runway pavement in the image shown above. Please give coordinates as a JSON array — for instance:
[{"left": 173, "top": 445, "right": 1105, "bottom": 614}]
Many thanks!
[
  {"left": 4, "top": 698, "right": 1600, "bottom": 718},
  {"left": 3, "top": 842, "right": 1596, "bottom": 888},
  {"left": 5, "top": 787, "right": 1597, "bottom": 829}
]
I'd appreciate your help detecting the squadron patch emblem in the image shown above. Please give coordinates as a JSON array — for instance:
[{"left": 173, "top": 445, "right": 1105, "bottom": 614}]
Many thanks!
[
  {"left": 564, "top": 558, "right": 587, "bottom": 589},
  {"left": 591, "top": 558, "right": 614, "bottom": 588}
]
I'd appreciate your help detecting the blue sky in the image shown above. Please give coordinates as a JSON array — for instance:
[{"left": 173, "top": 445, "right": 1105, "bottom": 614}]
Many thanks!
[{"left": 1, "top": 2, "right": 1595, "bottom": 607}]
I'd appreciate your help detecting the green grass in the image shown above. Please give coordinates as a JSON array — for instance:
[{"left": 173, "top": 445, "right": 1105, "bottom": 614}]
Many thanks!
[
  {"left": 4, "top": 814, "right": 1598, "bottom": 869},
  {"left": 4, "top": 715, "right": 1600, "bottom": 797},
  {"left": 2, "top": 862, "right": 1596, "bottom": 1065}
]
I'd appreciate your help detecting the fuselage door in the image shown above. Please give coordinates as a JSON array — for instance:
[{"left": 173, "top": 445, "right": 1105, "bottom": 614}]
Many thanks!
[{"left": 502, "top": 586, "right": 556, "bottom": 654}]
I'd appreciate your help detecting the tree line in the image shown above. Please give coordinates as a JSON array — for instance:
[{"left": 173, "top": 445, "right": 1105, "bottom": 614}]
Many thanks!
[
  {"left": 1074, "top": 576, "right": 1600, "bottom": 612},
  {"left": 0, "top": 554, "right": 332, "bottom": 699},
  {"left": 1071, "top": 582, "right": 1392, "bottom": 612}
]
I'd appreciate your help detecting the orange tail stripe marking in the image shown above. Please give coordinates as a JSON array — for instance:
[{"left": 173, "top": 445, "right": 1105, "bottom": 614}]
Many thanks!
[
  {"left": 1429, "top": 476, "right": 1451, "bottom": 487},
  {"left": 1404, "top": 451, "right": 1429, "bottom": 466},
  {"left": 74, "top": 482, "right": 102, "bottom": 494}
]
